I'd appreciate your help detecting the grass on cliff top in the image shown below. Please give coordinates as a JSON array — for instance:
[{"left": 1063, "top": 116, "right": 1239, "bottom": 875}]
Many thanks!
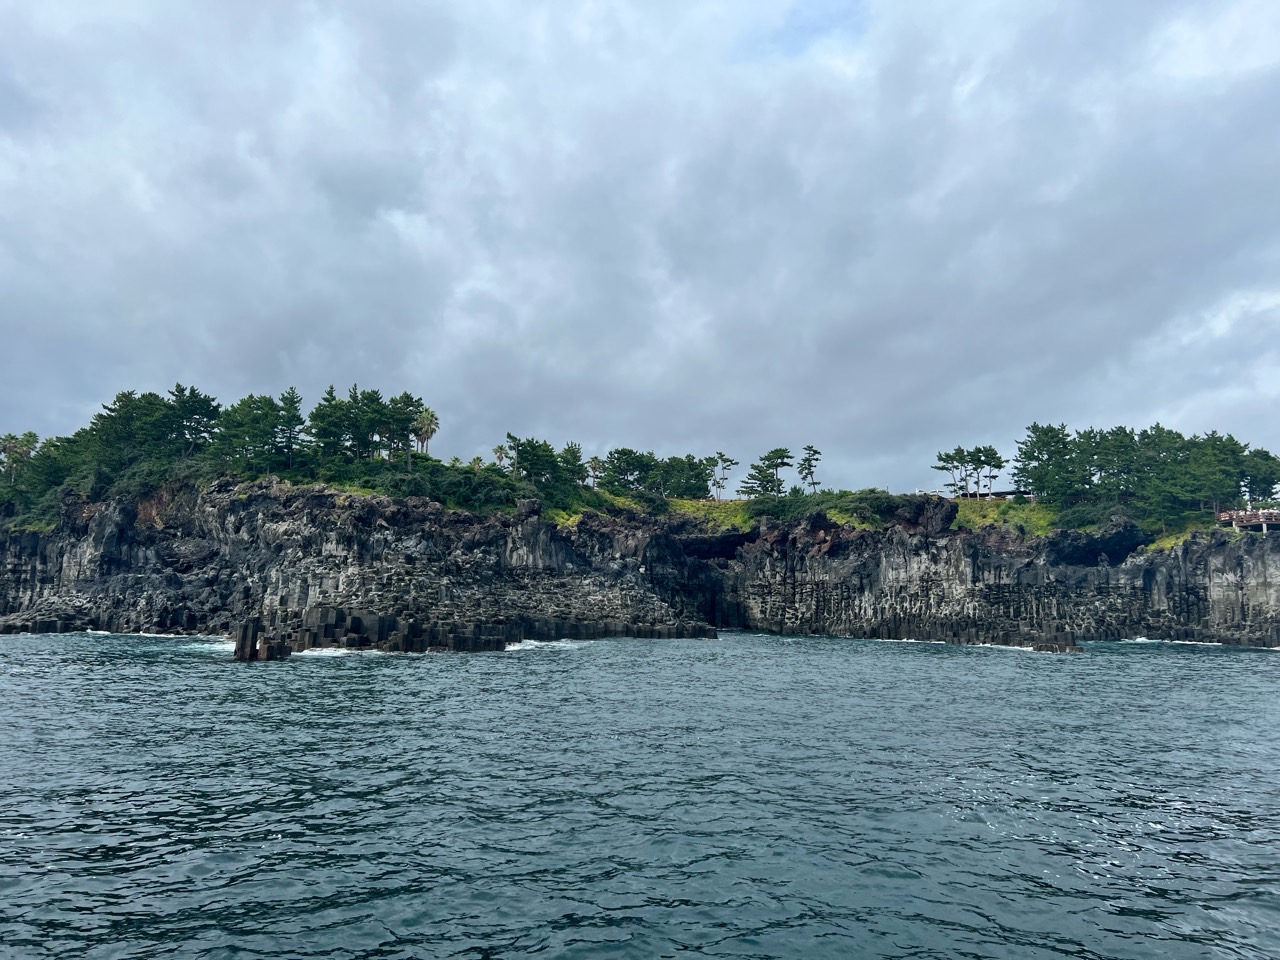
[
  {"left": 1141, "top": 512, "right": 1220, "bottom": 552},
  {"left": 668, "top": 492, "right": 899, "bottom": 531},
  {"left": 543, "top": 506, "right": 584, "bottom": 529},
  {"left": 1146, "top": 529, "right": 1198, "bottom": 551},
  {"left": 668, "top": 498, "right": 755, "bottom": 531},
  {"left": 952, "top": 498, "right": 1060, "bottom": 536},
  {"left": 537, "top": 489, "right": 664, "bottom": 529}
]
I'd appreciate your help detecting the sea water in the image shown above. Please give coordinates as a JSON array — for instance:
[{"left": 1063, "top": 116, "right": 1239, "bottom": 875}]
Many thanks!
[{"left": 1, "top": 632, "right": 1278, "bottom": 959}]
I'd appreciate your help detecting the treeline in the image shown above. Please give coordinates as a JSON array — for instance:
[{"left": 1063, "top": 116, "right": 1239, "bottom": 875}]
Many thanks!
[
  {"left": 0, "top": 384, "right": 506, "bottom": 525},
  {"left": 940, "top": 423, "right": 1280, "bottom": 529},
  {"left": 13, "top": 384, "right": 1273, "bottom": 537},
  {"left": 0, "top": 384, "right": 830, "bottom": 528}
]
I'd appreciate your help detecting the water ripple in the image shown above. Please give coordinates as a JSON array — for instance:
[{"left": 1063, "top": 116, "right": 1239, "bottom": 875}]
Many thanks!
[{"left": 1, "top": 633, "right": 1278, "bottom": 958}]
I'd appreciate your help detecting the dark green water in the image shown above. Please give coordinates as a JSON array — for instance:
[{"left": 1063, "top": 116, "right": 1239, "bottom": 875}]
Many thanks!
[{"left": 1, "top": 633, "right": 1278, "bottom": 959}]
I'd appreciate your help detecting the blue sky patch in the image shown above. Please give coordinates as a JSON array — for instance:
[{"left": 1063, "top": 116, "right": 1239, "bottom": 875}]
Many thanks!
[{"left": 734, "top": 0, "right": 868, "bottom": 60}]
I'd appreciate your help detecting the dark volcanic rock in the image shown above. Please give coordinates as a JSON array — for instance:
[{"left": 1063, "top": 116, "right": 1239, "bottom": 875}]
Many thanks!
[
  {"left": 1044, "top": 516, "right": 1150, "bottom": 567},
  {"left": 1, "top": 482, "right": 1278, "bottom": 652},
  {"left": 893, "top": 495, "right": 958, "bottom": 536},
  {"left": 0, "top": 480, "right": 720, "bottom": 642}
]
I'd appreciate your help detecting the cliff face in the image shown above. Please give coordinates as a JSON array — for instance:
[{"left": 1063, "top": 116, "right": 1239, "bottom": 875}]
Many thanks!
[
  {"left": 720, "top": 512, "right": 1280, "bottom": 646},
  {"left": 2, "top": 480, "right": 1278, "bottom": 647},
  {"left": 0, "top": 480, "right": 715, "bottom": 637}
]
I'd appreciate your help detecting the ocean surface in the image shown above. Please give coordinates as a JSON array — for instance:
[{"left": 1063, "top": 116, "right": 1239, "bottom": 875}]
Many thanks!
[{"left": 1, "top": 632, "right": 1278, "bottom": 960}]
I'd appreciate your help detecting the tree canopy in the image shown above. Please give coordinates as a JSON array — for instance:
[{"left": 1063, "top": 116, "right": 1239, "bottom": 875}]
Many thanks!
[
  {"left": 4, "top": 384, "right": 1276, "bottom": 539},
  {"left": 0, "top": 384, "right": 719, "bottom": 529},
  {"left": 1005, "top": 422, "right": 1279, "bottom": 529}
]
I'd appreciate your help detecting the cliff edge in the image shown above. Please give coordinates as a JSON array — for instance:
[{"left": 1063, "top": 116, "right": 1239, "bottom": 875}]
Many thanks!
[{"left": 2, "top": 480, "right": 1278, "bottom": 649}]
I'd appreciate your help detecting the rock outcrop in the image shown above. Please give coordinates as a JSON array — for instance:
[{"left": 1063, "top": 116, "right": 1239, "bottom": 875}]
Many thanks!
[
  {"left": 716, "top": 510, "right": 1280, "bottom": 647},
  {"left": 1, "top": 479, "right": 1278, "bottom": 651}
]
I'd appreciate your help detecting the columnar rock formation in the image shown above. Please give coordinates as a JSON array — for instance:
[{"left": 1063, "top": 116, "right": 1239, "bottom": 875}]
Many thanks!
[
  {"left": 720, "top": 512, "right": 1280, "bottom": 647},
  {"left": 1, "top": 478, "right": 1278, "bottom": 650},
  {"left": 0, "top": 480, "right": 719, "bottom": 644}
]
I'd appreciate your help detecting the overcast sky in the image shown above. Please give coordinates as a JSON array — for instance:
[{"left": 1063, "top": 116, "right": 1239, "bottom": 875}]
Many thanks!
[{"left": 2, "top": 0, "right": 1278, "bottom": 492}]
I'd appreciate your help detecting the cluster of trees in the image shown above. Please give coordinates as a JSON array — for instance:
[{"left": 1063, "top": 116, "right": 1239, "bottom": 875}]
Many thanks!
[
  {"left": 1, "top": 379, "right": 841, "bottom": 533},
  {"left": 737, "top": 446, "right": 822, "bottom": 498},
  {"left": 938, "top": 423, "right": 1280, "bottom": 529},
  {"left": 2, "top": 383, "right": 820, "bottom": 526},
  {"left": 475, "top": 440, "right": 720, "bottom": 502},
  {"left": 587, "top": 448, "right": 716, "bottom": 500},
  {"left": 217, "top": 385, "right": 440, "bottom": 472},
  {"left": 931, "top": 445, "right": 1007, "bottom": 498},
  {"left": 0, "top": 384, "right": 458, "bottom": 525},
  {"left": 482, "top": 443, "right": 824, "bottom": 503},
  {"left": 0, "top": 432, "right": 40, "bottom": 482},
  {"left": 19, "top": 381, "right": 1275, "bottom": 538}
]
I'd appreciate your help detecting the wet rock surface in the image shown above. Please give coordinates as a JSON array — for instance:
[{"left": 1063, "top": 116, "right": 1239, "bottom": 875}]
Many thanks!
[{"left": 2, "top": 480, "right": 1278, "bottom": 652}]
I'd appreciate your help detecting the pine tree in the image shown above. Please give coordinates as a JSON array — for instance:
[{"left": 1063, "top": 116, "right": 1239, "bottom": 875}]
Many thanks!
[
  {"left": 306, "top": 386, "right": 349, "bottom": 462},
  {"left": 276, "top": 387, "right": 305, "bottom": 469},
  {"left": 712, "top": 452, "right": 738, "bottom": 501},
  {"left": 797, "top": 445, "right": 821, "bottom": 494},
  {"left": 738, "top": 449, "right": 791, "bottom": 498}
]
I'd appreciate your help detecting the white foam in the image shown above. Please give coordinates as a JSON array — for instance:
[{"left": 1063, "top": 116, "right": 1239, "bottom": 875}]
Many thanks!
[
  {"left": 1169, "top": 639, "right": 1259, "bottom": 648},
  {"left": 294, "top": 646, "right": 383, "bottom": 657},
  {"left": 504, "top": 638, "right": 588, "bottom": 652},
  {"left": 1121, "top": 637, "right": 1225, "bottom": 647},
  {"left": 182, "top": 640, "right": 235, "bottom": 653},
  {"left": 863, "top": 637, "right": 946, "bottom": 645}
]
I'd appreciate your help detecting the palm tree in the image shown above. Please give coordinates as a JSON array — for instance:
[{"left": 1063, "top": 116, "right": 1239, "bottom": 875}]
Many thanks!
[
  {"left": 587, "top": 456, "right": 604, "bottom": 488},
  {"left": 0, "top": 433, "right": 17, "bottom": 482},
  {"left": 492, "top": 444, "right": 509, "bottom": 470},
  {"left": 17, "top": 432, "right": 38, "bottom": 462},
  {"left": 412, "top": 408, "right": 440, "bottom": 456}
]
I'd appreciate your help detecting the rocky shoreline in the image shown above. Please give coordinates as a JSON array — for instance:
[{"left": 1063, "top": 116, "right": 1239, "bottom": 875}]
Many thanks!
[
  {"left": 231, "top": 603, "right": 718, "bottom": 660},
  {"left": 2, "top": 478, "right": 1278, "bottom": 654}
]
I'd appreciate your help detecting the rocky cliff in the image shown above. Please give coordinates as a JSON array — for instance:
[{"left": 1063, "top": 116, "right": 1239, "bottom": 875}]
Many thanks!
[
  {"left": 720, "top": 511, "right": 1280, "bottom": 647},
  {"left": 2, "top": 479, "right": 1278, "bottom": 649}
]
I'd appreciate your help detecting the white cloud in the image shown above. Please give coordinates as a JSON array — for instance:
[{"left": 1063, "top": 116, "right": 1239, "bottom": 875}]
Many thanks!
[
  {"left": 2, "top": 0, "right": 1280, "bottom": 491},
  {"left": 1150, "top": 0, "right": 1280, "bottom": 81}
]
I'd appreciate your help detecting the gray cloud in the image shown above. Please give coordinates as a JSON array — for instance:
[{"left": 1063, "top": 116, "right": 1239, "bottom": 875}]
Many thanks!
[{"left": 2, "top": 0, "right": 1279, "bottom": 492}]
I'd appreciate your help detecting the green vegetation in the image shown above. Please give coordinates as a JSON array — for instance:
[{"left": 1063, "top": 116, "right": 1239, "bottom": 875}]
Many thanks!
[
  {"left": 943, "top": 422, "right": 1280, "bottom": 534},
  {"left": 797, "top": 446, "right": 822, "bottom": 494},
  {"left": 0, "top": 384, "right": 625, "bottom": 530},
  {"left": 738, "top": 448, "right": 794, "bottom": 498},
  {"left": 1144, "top": 528, "right": 1201, "bottom": 552},
  {"left": 5, "top": 385, "right": 1277, "bottom": 543},
  {"left": 596, "top": 448, "right": 713, "bottom": 500},
  {"left": 953, "top": 498, "right": 1060, "bottom": 536},
  {"left": 708, "top": 452, "right": 737, "bottom": 501},
  {"left": 743, "top": 488, "right": 919, "bottom": 529},
  {"left": 671, "top": 488, "right": 919, "bottom": 531},
  {"left": 932, "top": 445, "right": 1007, "bottom": 498},
  {"left": 0, "top": 385, "right": 750, "bottom": 531},
  {"left": 668, "top": 497, "right": 754, "bottom": 531}
]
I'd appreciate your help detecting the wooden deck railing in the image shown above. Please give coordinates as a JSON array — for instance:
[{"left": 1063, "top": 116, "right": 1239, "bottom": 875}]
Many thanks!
[{"left": 1217, "top": 509, "right": 1280, "bottom": 526}]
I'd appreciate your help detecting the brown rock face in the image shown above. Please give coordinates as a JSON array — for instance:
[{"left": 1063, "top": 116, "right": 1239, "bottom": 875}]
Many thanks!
[{"left": 1, "top": 480, "right": 1278, "bottom": 650}]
